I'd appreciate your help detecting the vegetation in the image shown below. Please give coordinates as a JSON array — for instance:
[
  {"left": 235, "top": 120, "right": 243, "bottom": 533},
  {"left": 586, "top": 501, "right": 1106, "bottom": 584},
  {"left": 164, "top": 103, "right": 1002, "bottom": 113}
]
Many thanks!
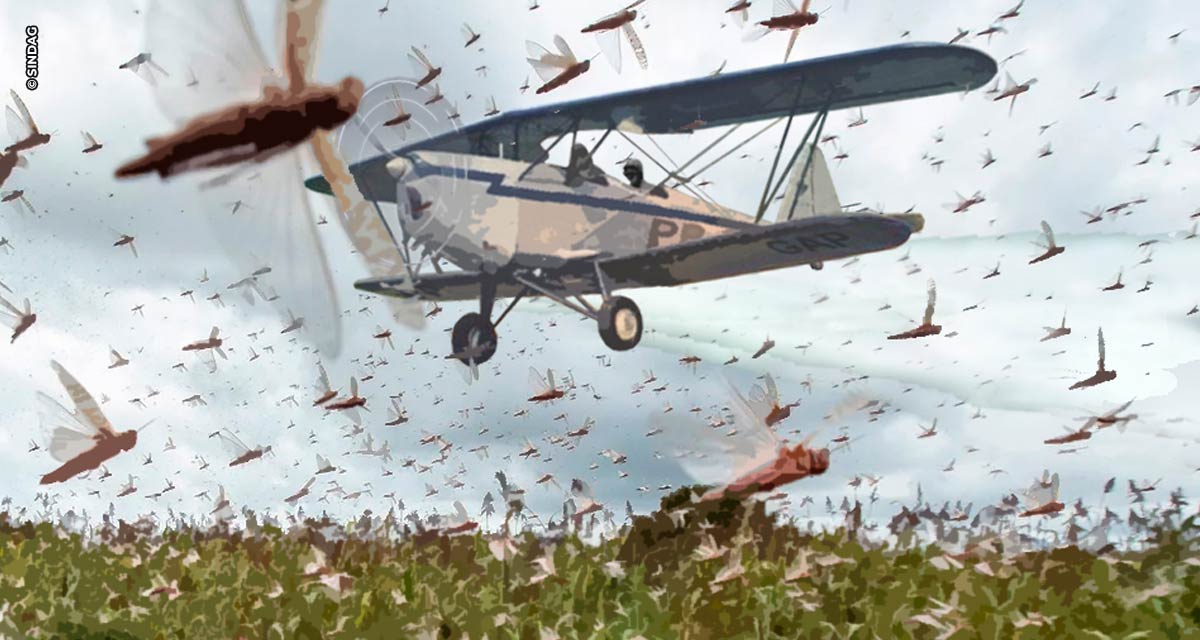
[{"left": 0, "top": 490, "right": 1197, "bottom": 639}]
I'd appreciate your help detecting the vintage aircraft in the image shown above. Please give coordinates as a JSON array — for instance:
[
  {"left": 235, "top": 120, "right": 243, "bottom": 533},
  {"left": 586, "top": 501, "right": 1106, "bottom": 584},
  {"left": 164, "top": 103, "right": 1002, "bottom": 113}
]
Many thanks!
[{"left": 305, "top": 43, "right": 996, "bottom": 365}]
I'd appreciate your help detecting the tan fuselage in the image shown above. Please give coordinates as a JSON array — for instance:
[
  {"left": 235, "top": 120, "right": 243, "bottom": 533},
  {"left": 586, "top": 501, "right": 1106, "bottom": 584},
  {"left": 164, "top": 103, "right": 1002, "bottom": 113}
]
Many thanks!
[{"left": 396, "top": 151, "right": 750, "bottom": 275}]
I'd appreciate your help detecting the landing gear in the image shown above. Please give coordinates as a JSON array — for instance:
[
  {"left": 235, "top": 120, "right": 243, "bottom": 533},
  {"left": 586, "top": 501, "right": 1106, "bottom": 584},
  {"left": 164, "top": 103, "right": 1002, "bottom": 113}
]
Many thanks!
[
  {"left": 510, "top": 267, "right": 647, "bottom": 355},
  {"left": 810, "top": 261, "right": 824, "bottom": 271},
  {"left": 451, "top": 312, "right": 497, "bottom": 365},
  {"left": 598, "top": 296, "right": 643, "bottom": 351}
]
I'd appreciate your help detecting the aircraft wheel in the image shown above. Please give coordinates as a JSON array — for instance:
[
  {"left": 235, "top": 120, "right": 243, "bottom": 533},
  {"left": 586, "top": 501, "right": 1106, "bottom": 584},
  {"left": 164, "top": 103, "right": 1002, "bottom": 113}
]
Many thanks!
[
  {"left": 451, "top": 312, "right": 498, "bottom": 365},
  {"left": 810, "top": 261, "right": 825, "bottom": 271},
  {"left": 598, "top": 296, "right": 643, "bottom": 351}
]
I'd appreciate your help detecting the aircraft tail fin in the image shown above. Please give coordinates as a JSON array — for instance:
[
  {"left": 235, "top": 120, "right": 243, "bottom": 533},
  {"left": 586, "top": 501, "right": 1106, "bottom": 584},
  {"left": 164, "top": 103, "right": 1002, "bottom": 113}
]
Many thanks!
[{"left": 776, "top": 144, "right": 841, "bottom": 222}]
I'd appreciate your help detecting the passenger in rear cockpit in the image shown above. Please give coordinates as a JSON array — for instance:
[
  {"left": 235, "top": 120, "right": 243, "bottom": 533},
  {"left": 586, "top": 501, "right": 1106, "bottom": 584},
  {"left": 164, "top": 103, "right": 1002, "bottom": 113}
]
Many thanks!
[{"left": 622, "top": 159, "right": 668, "bottom": 198}]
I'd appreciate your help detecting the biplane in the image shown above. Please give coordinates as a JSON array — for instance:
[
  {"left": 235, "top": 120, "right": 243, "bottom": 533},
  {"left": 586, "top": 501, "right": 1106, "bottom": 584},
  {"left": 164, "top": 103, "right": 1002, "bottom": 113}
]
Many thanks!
[{"left": 305, "top": 43, "right": 996, "bottom": 365}]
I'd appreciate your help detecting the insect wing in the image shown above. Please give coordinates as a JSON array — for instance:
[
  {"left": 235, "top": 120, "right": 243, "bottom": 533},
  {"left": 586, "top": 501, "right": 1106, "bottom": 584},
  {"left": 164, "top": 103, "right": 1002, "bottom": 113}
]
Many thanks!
[
  {"left": 37, "top": 393, "right": 101, "bottom": 463},
  {"left": 774, "top": 0, "right": 799, "bottom": 15},
  {"left": 923, "top": 280, "right": 937, "bottom": 325},
  {"left": 553, "top": 35, "right": 578, "bottom": 63},
  {"left": 621, "top": 22, "right": 648, "bottom": 70},
  {"left": 528, "top": 367, "right": 550, "bottom": 393},
  {"left": 8, "top": 90, "right": 37, "bottom": 135},
  {"left": 595, "top": 28, "right": 623, "bottom": 73},
  {"left": 50, "top": 361, "right": 115, "bottom": 436},
  {"left": 668, "top": 386, "right": 781, "bottom": 486},
  {"left": 144, "top": 0, "right": 274, "bottom": 126},
  {"left": 5, "top": 106, "right": 31, "bottom": 145},
  {"left": 217, "top": 430, "right": 252, "bottom": 458},
  {"left": 526, "top": 40, "right": 572, "bottom": 70},
  {"left": 279, "top": 0, "right": 326, "bottom": 92}
]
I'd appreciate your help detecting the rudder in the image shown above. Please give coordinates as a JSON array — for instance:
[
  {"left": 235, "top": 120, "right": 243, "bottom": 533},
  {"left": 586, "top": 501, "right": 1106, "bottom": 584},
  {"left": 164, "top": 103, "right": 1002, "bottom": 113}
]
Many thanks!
[{"left": 776, "top": 144, "right": 841, "bottom": 222}]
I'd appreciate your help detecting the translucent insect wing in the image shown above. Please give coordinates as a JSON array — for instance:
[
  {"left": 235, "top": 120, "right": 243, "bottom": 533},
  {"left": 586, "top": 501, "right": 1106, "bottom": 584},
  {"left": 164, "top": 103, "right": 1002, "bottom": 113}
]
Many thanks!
[
  {"left": 5, "top": 106, "right": 31, "bottom": 145},
  {"left": 38, "top": 393, "right": 101, "bottom": 463},
  {"left": 595, "top": 29, "right": 623, "bottom": 73},
  {"left": 50, "top": 361, "right": 115, "bottom": 436},
  {"left": 144, "top": 0, "right": 274, "bottom": 126},
  {"left": 553, "top": 35, "right": 577, "bottom": 63}
]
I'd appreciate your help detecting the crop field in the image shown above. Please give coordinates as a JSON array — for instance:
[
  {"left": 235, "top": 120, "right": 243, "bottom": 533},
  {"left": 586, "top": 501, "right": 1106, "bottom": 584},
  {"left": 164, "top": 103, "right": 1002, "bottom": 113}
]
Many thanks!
[{"left": 1, "top": 489, "right": 1197, "bottom": 640}]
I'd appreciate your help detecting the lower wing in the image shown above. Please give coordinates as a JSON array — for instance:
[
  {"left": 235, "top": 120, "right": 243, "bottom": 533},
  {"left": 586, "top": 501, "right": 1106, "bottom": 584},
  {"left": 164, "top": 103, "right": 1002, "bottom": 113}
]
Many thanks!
[{"left": 354, "top": 214, "right": 918, "bottom": 300}]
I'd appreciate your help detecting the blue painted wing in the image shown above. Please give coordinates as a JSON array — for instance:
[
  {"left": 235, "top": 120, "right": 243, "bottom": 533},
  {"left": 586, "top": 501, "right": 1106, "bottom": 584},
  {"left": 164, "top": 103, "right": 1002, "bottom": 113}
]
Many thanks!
[{"left": 306, "top": 42, "right": 996, "bottom": 195}]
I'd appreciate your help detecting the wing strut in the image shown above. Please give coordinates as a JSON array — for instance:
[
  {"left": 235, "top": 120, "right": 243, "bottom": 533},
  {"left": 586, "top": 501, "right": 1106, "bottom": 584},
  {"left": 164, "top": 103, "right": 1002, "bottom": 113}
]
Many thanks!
[
  {"left": 754, "top": 94, "right": 834, "bottom": 223},
  {"left": 755, "top": 83, "right": 808, "bottom": 223},
  {"left": 614, "top": 128, "right": 725, "bottom": 215},
  {"left": 785, "top": 107, "right": 832, "bottom": 222},
  {"left": 512, "top": 273, "right": 599, "bottom": 320},
  {"left": 645, "top": 123, "right": 747, "bottom": 199},
  {"left": 518, "top": 116, "right": 581, "bottom": 182},
  {"left": 564, "top": 124, "right": 615, "bottom": 186},
  {"left": 493, "top": 287, "right": 529, "bottom": 328}
]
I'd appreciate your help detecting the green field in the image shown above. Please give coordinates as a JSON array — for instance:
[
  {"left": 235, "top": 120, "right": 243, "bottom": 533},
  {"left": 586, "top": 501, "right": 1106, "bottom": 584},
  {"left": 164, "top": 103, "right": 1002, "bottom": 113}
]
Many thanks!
[{"left": 1, "top": 490, "right": 1197, "bottom": 639}]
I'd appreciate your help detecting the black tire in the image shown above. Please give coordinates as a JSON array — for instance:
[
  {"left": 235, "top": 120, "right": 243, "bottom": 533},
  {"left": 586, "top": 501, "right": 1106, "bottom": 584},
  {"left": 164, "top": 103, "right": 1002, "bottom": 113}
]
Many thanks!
[
  {"left": 810, "top": 261, "right": 825, "bottom": 271},
  {"left": 598, "top": 296, "right": 643, "bottom": 351},
  {"left": 451, "top": 313, "right": 498, "bottom": 365}
]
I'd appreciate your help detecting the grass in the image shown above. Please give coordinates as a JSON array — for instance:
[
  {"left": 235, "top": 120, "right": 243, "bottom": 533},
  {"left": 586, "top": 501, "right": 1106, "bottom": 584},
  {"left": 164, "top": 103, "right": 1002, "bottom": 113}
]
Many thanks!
[{"left": 0, "top": 488, "right": 1197, "bottom": 639}]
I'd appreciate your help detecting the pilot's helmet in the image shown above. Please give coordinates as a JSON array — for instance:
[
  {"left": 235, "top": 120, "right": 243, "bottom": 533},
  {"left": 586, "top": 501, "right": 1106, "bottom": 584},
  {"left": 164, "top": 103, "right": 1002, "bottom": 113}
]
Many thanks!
[{"left": 623, "top": 159, "right": 644, "bottom": 186}]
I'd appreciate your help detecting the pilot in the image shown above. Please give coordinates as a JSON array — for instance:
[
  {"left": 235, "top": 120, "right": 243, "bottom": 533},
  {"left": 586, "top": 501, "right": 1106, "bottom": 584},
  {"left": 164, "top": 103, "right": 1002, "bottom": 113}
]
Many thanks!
[
  {"left": 565, "top": 143, "right": 607, "bottom": 188},
  {"left": 623, "top": 159, "right": 668, "bottom": 198}
]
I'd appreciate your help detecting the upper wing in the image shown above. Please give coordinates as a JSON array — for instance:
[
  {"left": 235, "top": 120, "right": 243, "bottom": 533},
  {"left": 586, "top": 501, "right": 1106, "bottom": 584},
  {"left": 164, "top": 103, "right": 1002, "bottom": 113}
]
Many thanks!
[
  {"left": 775, "top": 0, "right": 799, "bottom": 14},
  {"left": 312, "top": 43, "right": 996, "bottom": 180},
  {"left": 0, "top": 293, "right": 21, "bottom": 324},
  {"left": 281, "top": 0, "right": 325, "bottom": 92},
  {"left": 144, "top": 0, "right": 275, "bottom": 126},
  {"left": 552, "top": 35, "right": 578, "bottom": 64},
  {"left": 528, "top": 367, "right": 549, "bottom": 392},
  {"left": 923, "top": 279, "right": 937, "bottom": 325},
  {"left": 667, "top": 385, "right": 781, "bottom": 486},
  {"left": 1040, "top": 220, "right": 1054, "bottom": 246},
  {"left": 217, "top": 429, "right": 252, "bottom": 456},
  {"left": 1102, "top": 398, "right": 1134, "bottom": 418},
  {"left": 9, "top": 90, "right": 38, "bottom": 135},
  {"left": 316, "top": 362, "right": 332, "bottom": 393},
  {"left": 526, "top": 41, "right": 573, "bottom": 71},
  {"left": 49, "top": 360, "right": 115, "bottom": 437},
  {"left": 411, "top": 46, "right": 434, "bottom": 70},
  {"left": 37, "top": 392, "right": 101, "bottom": 462},
  {"left": 621, "top": 23, "right": 649, "bottom": 70},
  {"left": 1023, "top": 471, "right": 1059, "bottom": 507},
  {"left": 5, "top": 105, "right": 31, "bottom": 144},
  {"left": 595, "top": 29, "right": 624, "bottom": 74}
]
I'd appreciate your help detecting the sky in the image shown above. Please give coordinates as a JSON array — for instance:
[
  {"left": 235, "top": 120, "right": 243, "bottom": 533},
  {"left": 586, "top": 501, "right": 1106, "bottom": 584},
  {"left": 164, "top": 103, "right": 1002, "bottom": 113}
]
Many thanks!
[{"left": 0, "top": 0, "right": 1197, "bottom": 534}]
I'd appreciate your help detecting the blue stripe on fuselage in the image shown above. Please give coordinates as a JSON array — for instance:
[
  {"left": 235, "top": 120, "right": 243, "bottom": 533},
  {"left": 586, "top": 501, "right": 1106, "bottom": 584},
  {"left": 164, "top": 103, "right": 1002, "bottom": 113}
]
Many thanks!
[{"left": 411, "top": 162, "right": 753, "bottom": 230}]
